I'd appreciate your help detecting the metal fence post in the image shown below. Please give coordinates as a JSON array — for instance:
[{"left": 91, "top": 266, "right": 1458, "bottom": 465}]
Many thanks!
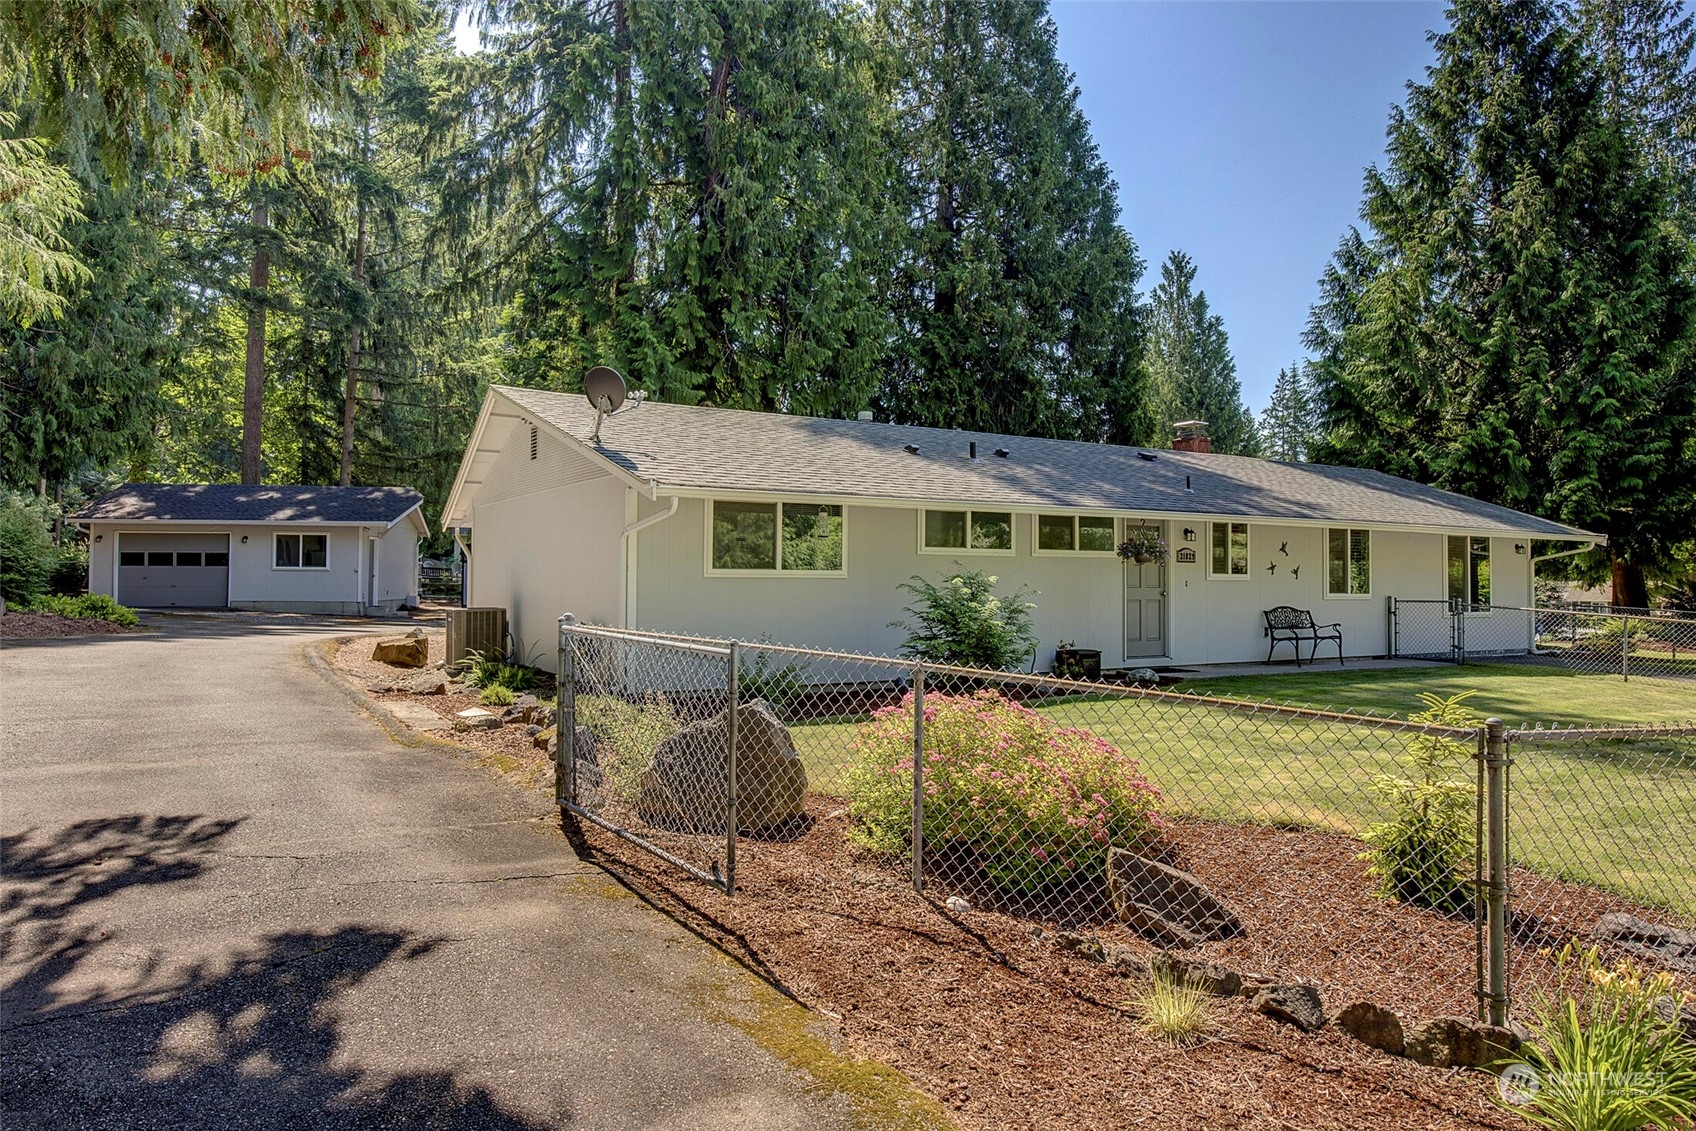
[
  {"left": 1387, "top": 596, "right": 1398, "bottom": 659},
  {"left": 1622, "top": 616, "right": 1630, "bottom": 682},
  {"left": 1473, "top": 725, "right": 1487, "bottom": 1022},
  {"left": 911, "top": 664, "right": 926, "bottom": 895},
  {"left": 1484, "top": 718, "right": 1510, "bottom": 1027},
  {"left": 558, "top": 614, "right": 577, "bottom": 809},
  {"left": 724, "top": 640, "right": 740, "bottom": 896}
]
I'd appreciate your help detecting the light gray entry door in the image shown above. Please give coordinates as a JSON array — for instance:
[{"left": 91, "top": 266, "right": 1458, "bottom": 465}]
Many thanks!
[
  {"left": 1123, "top": 522, "right": 1166, "bottom": 659},
  {"left": 117, "top": 533, "right": 230, "bottom": 608}
]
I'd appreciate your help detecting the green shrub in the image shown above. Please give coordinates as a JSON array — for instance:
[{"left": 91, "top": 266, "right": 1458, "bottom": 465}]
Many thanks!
[
  {"left": 889, "top": 567, "right": 1038, "bottom": 670},
  {"left": 461, "top": 647, "right": 543, "bottom": 693},
  {"left": 1359, "top": 691, "right": 1479, "bottom": 914},
  {"left": 576, "top": 693, "right": 681, "bottom": 803},
  {"left": 0, "top": 499, "right": 55, "bottom": 606},
  {"left": 846, "top": 690, "right": 1162, "bottom": 893},
  {"left": 1496, "top": 942, "right": 1696, "bottom": 1130},
  {"left": 479, "top": 684, "right": 516, "bottom": 707},
  {"left": 740, "top": 634, "right": 811, "bottom": 705},
  {"left": 26, "top": 593, "right": 139, "bottom": 626},
  {"left": 48, "top": 544, "right": 88, "bottom": 596}
]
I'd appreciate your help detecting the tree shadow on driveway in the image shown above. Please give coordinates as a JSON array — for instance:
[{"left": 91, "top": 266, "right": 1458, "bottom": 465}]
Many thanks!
[{"left": 2, "top": 816, "right": 550, "bottom": 1130}]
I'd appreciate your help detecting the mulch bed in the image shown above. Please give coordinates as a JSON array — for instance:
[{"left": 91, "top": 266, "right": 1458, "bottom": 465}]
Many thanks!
[
  {"left": 331, "top": 635, "right": 1692, "bottom": 1129},
  {"left": 0, "top": 611, "right": 147, "bottom": 639}
]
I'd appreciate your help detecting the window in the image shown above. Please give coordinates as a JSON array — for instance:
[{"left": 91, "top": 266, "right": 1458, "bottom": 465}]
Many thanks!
[
  {"left": 1447, "top": 535, "right": 1491, "bottom": 610},
  {"left": 147, "top": 551, "right": 173, "bottom": 567},
  {"left": 708, "top": 500, "right": 844, "bottom": 574},
  {"left": 120, "top": 551, "right": 145, "bottom": 567},
  {"left": 176, "top": 552, "right": 203, "bottom": 567},
  {"left": 205, "top": 551, "right": 229, "bottom": 567},
  {"left": 921, "top": 509, "right": 1013, "bottom": 554},
  {"left": 1326, "top": 529, "right": 1371, "bottom": 596},
  {"left": 275, "top": 533, "right": 329, "bottom": 569},
  {"left": 1209, "top": 522, "right": 1250, "bottom": 578},
  {"left": 1035, "top": 514, "right": 1117, "bottom": 554}
]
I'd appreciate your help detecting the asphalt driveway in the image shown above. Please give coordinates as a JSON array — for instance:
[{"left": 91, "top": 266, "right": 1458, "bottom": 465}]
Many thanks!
[{"left": 0, "top": 617, "right": 874, "bottom": 1130}]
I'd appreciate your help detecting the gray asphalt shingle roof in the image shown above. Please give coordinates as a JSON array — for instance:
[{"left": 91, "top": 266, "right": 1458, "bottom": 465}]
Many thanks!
[
  {"left": 494, "top": 385, "right": 1597, "bottom": 539},
  {"left": 72, "top": 484, "right": 424, "bottom": 525}
]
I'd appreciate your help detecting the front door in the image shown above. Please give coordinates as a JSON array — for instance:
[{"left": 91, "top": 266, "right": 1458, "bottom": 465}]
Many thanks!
[{"left": 1123, "top": 521, "right": 1166, "bottom": 660}]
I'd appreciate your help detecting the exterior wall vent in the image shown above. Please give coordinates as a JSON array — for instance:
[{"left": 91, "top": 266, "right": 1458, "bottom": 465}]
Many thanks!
[
  {"left": 529, "top": 425, "right": 539, "bottom": 461},
  {"left": 447, "top": 607, "right": 507, "bottom": 669}
]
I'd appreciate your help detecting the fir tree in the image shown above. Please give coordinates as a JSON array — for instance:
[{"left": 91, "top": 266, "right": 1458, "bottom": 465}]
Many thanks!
[
  {"left": 1258, "top": 363, "right": 1318, "bottom": 462},
  {"left": 1143, "top": 250, "right": 1258, "bottom": 455}
]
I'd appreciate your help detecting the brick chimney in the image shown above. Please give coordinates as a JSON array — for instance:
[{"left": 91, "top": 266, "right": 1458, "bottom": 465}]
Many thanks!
[{"left": 1171, "top": 420, "right": 1211, "bottom": 454}]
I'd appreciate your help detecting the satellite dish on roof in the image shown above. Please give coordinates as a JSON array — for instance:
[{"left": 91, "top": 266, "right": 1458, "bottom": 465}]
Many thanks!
[{"left": 584, "top": 366, "right": 627, "bottom": 444}]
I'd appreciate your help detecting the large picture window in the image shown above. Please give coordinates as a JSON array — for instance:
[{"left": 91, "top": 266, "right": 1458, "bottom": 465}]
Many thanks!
[
  {"left": 1447, "top": 535, "right": 1491, "bottom": 610},
  {"left": 1035, "top": 514, "right": 1117, "bottom": 554},
  {"left": 1209, "top": 522, "right": 1250, "bottom": 578},
  {"left": 275, "top": 533, "right": 329, "bottom": 569},
  {"left": 920, "top": 509, "right": 1013, "bottom": 554},
  {"left": 709, "top": 500, "right": 844, "bottom": 574},
  {"left": 1326, "top": 529, "right": 1371, "bottom": 596}
]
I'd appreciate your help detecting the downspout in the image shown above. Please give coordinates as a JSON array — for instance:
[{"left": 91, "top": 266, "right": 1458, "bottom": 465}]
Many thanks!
[
  {"left": 1529, "top": 540, "right": 1597, "bottom": 653},
  {"left": 623, "top": 494, "right": 680, "bottom": 628},
  {"left": 453, "top": 528, "right": 471, "bottom": 607}
]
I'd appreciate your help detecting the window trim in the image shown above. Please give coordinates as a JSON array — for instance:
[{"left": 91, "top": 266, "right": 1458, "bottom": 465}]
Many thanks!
[
  {"left": 917, "top": 508, "right": 1017, "bottom": 556},
  {"left": 1207, "top": 521, "right": 1252, "bottom": 580},
  {"left": 1447, "top": 534, "right": 1493, "bottom": 614},
  {"left": 1031, "top": 513, "right": 1120, "bottom": 557},
  {"left": 703, "top": 498, "right": 848, "bottom": 577},
  {"left": 1323, "top": 527, "right": 1373, "bottom": 599},
  {"left": 273, "top": 531, "right": 332, "bottom": 571}
]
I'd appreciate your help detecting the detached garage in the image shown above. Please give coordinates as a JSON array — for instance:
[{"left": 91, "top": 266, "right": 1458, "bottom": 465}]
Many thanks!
[{"left": 73, "top": 484, "right": 427, "bottom": 614}]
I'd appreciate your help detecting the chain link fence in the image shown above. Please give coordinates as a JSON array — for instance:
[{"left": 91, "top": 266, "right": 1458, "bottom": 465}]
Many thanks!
[
  {"left": 1390, "top": 597, "right": 1696, "bottom": 681},
  {"left": 557, "top": 618, "right": 1694, "bottom": 1024}
]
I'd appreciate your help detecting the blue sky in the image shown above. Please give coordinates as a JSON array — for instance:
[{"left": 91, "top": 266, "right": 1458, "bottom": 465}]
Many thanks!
[
  {"left": 455, "top": 3, "right": 1445, "bottom": 415},
  {"left": 1049, "top": 1, "right": 1445, "bottom": 412}
]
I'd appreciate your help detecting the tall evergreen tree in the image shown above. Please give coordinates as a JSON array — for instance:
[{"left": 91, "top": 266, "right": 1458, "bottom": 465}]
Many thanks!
[
  {"left": 872, "top": 0, "right": 1146, "bottom": 442},
  {"left": 1143, "top": 250, "right": 1258, "bottom": 454},
  {"left": 1258, "top": 362, "right": 1319, "bottom": 462},
  {"left": 1312, "top": 0, "right": 1696, "bottom": 606}
]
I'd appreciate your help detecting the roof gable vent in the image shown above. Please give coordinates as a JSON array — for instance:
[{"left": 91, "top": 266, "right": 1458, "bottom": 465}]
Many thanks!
[{"left": 529, "top": 424, "right": 538, "bottom": 461}]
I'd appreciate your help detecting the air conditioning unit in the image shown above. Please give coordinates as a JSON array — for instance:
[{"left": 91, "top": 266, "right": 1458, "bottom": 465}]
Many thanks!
[{"left": 447, "top": 606, "right": 507, "bottom": 669}]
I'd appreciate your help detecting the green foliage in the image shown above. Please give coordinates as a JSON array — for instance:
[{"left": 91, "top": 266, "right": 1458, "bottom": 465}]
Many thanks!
[
  {"left": 461, "top": 647, "right": 542, "bottom": 694},
  {"left": 0, "top": 110, "right": 89, "bottom": 325},
  {"left": 845, "top": 690, "right": 1163, "bottom": 893},
  {"left": 0, "top": 494, "right": 54, "bottom": 604},
  {"left": 740, "top": 637, "right": 811, "bottom": 707},
  {"left": 479, "top": 684, "right": 515, "bottom": 707},
  {"left": 1258, "top": 362, "right": 1319, "bottom": 463},
  {"left": 575, "top": 694, "right": 681, "bottom": 805},
  {"left": 1134, "top": 969, "right": 1211, "bottom": 1045},
  {"left": 47, "top": 544, "right": 87, "bottom": 596},
  {"left": 891, "top": 567, "right": 1038, "bottom": 671},
  {"left": 1308, "top": 0, "right": 1696, "bottom": 581},
  {"left": 26, "top": 593, "right": 139, "bottom": 626},
  {"left": 1144, "top": 250, "right": 1260, "bottom": 455},
  {"left": 1360, "top": 691, "right": 1480, "bottom": 915},
  {"left": 1497, "top": 942, "right": 1696, "bottom": 1130}
]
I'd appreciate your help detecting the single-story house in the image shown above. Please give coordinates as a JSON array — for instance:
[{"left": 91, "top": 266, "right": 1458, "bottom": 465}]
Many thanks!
[
  {"left": 442, "top": 385, "right": 1599, "bottom": 671},
  {"left": 73, "top": 484, "right": 427, "bottom": 614}
]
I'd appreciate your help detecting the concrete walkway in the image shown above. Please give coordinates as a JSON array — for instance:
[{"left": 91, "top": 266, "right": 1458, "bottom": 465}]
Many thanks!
[{"left": 1, "top": 618, "right": 890, "bottom": 1129}]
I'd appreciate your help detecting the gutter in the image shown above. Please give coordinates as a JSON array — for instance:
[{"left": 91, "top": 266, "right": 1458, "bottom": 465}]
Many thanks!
[{"left": 624, "top": 494, "right": 679, "bottom": 539}]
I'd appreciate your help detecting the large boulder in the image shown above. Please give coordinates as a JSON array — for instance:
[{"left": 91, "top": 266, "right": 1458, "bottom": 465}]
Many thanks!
[
  {"left": 372, "top": 635, "right": 428, "bottom": 668},
  {"left": 637, "top": 699, "right": 808, "bottom": 832},
  {"left": 1107, "top": 848, "right": 1241, "bottom": 947}
]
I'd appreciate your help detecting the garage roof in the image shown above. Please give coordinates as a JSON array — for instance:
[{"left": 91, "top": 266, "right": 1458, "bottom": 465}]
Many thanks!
[{"left": 73, "top": 484, "right": 424, "bottom": 526}]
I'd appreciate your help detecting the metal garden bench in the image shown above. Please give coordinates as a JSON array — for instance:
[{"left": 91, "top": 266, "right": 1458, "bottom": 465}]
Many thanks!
[{"left": 1262, "top": 605, "right": 1344, "bottom": 666}]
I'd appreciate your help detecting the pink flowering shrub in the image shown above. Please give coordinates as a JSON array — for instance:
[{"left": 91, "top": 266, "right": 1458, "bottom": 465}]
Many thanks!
[{"left": 845, "top": 690, "right": 1163, "bottom": 893}]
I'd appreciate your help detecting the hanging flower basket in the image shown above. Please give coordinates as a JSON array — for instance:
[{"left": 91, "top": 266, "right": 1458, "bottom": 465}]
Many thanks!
[{"left": 1117, "top": 529, "right": 1168, "bottom": 564}]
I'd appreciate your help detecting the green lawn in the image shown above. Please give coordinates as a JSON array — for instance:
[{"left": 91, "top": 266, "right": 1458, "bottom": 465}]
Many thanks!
[
  {"left": 784, "top": 669, "right": 1695, "bottom": 918},
  {"left": 1170, "top": 662, "right": 1694, "bottom": 727}
]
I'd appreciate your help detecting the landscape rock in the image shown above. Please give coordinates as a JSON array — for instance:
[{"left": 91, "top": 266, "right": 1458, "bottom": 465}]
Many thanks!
[
  {"left": 1654, "top": 996, "right": 1696, "bottom": 1045},
  {"left": 1332, "top": 1000, "right": 1405, "bottom": 1056},
  {"left": 944, "top": 896, "right": 972, "bottom": 914},
  {"left": 1252, "top": 984, "right": 1327, "bottom": 1032},
  {"left": 372, "top": 636, "right": 428, "bottom": 668},
  {"left": 637, "top": 699, "right": 808, "bottom": 832},
  {"left": 453, "top": 707, "right": 500, "bottom": 731},
  {"left": 500, "top": 694, "right": 540, "bottom": 724},
  {"left": 1592, "top": 912, "right": 1696, "bottom": 973},
  {"left": 523, "top": 724, "right": 542, "bottom": 738},
  {"left": 1107, "top": 848, "right": 1242, "bottom": 948},
  {"left": 1102, "top": 946, "right": 1149, "bottom": 977},
  {"left": 366, "top": 669, "right": 449, "bottom": 695},
  {"left": 1152, "top": 952, "right": 1242, "bottom": 997},
  {"left": 1404, "top": 1016, "right": 1518, "bottom": 1068},
  {"left": 533, "top": 726, "right": 555, "bottom": 752},
  {"left": 1054, "top": 932, "right": 1107, "bottom": 962}
]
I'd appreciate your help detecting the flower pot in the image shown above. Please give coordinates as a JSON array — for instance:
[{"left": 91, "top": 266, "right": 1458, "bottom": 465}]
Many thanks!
[{"left": 1133, "top": 552, "right": 1154, "bottom": 564}]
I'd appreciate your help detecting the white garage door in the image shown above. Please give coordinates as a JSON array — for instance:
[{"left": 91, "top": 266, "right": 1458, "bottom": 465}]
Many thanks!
[{"left": 117, "top": 533, "right": 230, "bottom": 608}]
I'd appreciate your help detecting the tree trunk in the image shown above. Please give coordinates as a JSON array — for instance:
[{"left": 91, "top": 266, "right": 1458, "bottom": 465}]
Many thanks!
[
  {"left": 1610, "top": 556, "right": 1648, "bottom": 610},
  {"left": 242, "top": 200, "right": 271, "bottom": 485},
  {"left": 339, "top": 121, "right": 370, "bottom": 488}
]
